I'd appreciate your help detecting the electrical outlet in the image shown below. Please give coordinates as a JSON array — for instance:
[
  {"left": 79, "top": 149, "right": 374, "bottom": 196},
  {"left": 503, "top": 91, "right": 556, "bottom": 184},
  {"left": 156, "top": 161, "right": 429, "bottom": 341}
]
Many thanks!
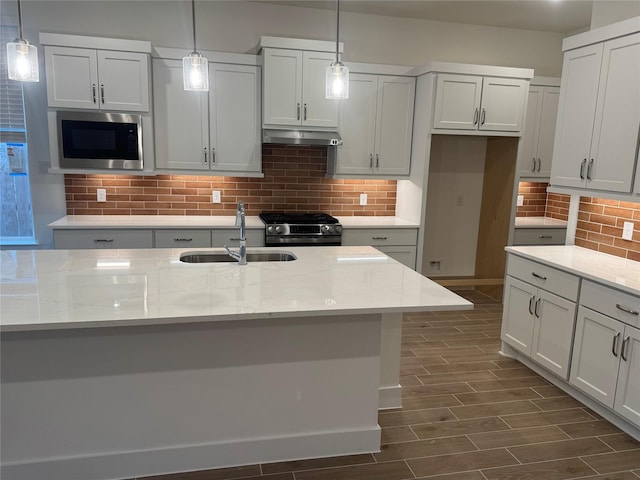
[
  {"left": 622, "top": 221, "right": 634, "bottom": 241},
  {"left": 96, "top": 189, "right": 107, "bottom": 202},
  {"left": 456, "top": 195, "right": 464, "bottom": 207},
  {"left": 429, "top": 260, "right": 441, "bottom": 272},
  {"left": 212, "top": 190, "right": 221, "bottom": 203},
  {"left": 517, "top": 195, "right": 524, "bottom": 207},
  {"left": 359, "top": 193, "right": 367, "bottom": 206}
]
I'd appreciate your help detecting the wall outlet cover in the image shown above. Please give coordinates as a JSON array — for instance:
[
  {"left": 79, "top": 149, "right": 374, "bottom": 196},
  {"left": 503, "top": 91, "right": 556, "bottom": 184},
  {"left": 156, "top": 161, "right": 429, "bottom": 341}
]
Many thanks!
[
  {"left": 97, "top": 189, "right": 107, "bottom": 202},
  {"left": 359, "top": 193, "right": 367, "bottom": 206},
  {"left": 516, "top": 195, "right": 524, "bottom": 207},
  {"left": 622, "top": 221, "right": 634, "bottom": 240},
  {"left": 212, "top": 190, "right": 221, "bottom": 203}
]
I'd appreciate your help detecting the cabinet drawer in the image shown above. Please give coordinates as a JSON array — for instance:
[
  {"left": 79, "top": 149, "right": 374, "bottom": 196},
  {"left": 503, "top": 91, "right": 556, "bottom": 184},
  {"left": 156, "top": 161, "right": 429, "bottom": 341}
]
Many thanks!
[
  {"left": 154, "top": 229, "right": 211, "bottom": 248},
  {"left": 507, "top": 254, "right": 580, "bottom": 301},
  {"left": 513, "top": 228, "right": 567, "bottom": 246},
  {"left": 211, "top": 229, "right": 264, "bottom": 247},
  {"left": 581, "top": 280, "right": 640, "bottom": 328},
  {"left": 54, "top": 229, "right": 153, "bottom": 249},
  {"left": 342, "top": 228, "right": 418, "bottom": 246}
]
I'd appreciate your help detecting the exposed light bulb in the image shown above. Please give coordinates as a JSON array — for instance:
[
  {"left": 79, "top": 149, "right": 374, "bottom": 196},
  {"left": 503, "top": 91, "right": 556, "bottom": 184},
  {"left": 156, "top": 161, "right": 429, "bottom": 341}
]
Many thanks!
[
  {"left": 326, "top": 62, "right": 349, "bottom": 99},
  {"left": 183, "top": 52, "right": 209, "bottom": 91},
  {"left": 7, "top": 40, "right": 39, "bottom": 82}
]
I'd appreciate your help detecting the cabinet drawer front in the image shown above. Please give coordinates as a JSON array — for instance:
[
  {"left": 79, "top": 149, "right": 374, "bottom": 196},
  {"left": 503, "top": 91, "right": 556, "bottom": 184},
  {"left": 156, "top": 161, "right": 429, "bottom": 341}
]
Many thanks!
[
  {"left": 154, "top": 230, "right": 211, "bottom": 248},
  {"left": 54, "top": 230, "right": 153, "bottom": 249},
  {"left": 211, "top": 229, "right": 264, "bottom": 247},
  {"left": 581, "top": 280, "right": 640, "bottom": 328},
  {"left": 507, "top": 254, "right": 579, "bottom": 301},
  {"left": 513, "top": 228, "right": 567, "bottom": 246},
  {"left": 342, "top": 228, "right": 418, "bottom": 246}
]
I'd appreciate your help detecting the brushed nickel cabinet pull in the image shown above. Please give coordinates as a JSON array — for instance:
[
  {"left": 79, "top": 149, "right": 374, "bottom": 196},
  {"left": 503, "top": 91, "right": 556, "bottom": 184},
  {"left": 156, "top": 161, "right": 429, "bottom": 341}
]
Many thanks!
[
  {"left": 538, "top": 235, "right": 552, "bottom": 239},
  {"left": 100, "top": 84, "right": 105, "bottom": 104},
  {"left": 303, "top": 103, "right": 307, "bottom": 121},
  {"left": 203, "top": 147, "right": 208, "bottom": 164},
  {"left": 621, "top": 335, "right": 630, "bottom": 361},
  {"left": 92, "top": 84, "right": 97, "bottom": 103},
  {"left": 480, "top": 108, "right": 486, "bottom": 125},
  {"left": 537, "top": 158, "right": 541, "bottom": 172},
  {"left": 534, "top": 297, "right": 541, "bottom": 318},
  {"left": 211, "top": 147, "right": 216, "bottom": 164},
  {"left": 94, "top": 238, "right": 114, "bottom": 243},
  {"left": 229, "top": 237, "right": 242, "bottom": 241},
  {"left": 473, "top": 108, "right": 479, "bottom": 125},
  {"left": 587, "top": 158, "right": 594, "bottom": 181},
  {"left": 369, "top": 154, "right": 373, "bottom": 169},
  {"left": 296, "top": 103, "right": 301, "bottom": 120},
  {"left": 580, "top": 158, "right": 586, "bottom": 179},
  {"left": 612, "top": 331, "right": 621, "bottom": 357},
  {"left": 616, "top": 304, "right": 639, "bottom": 316},
  {"left": 375, "top": 154, "right": 379, "bottom": 169},
  {"left": 531, "top": 158, "right": 536, "bottom": 172},
  {"left": 372, "top": 236, "right": 388, "bottom": 240},
  {"left": 174, "top": 238, "right": 193, "bottom": 242},
  {"left": 528, "top": 295, "right": 535, "bottom": 315},
  {"left": 531, "top": 272, "right": 547, "bottom": 280}
]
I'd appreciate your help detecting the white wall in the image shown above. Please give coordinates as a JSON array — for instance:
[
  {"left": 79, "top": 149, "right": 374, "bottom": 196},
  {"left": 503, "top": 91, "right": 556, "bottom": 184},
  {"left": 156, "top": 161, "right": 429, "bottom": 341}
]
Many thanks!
[
  {"left": 15, "top": 1, "right": 565, "bottom": 248},
  {"left": 591, "top": 1, "right": 640, "bottom": 29},
  {"left": 422, "top": 135, "right": 487, "bottom": 277}
]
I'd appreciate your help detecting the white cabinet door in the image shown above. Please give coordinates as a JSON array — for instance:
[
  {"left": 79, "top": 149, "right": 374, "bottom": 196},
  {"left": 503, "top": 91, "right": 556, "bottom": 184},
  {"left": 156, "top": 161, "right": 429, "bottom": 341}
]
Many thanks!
[
  {"left": 536, "top": 87, "right": 560, "bottom": 177},
  {"left": 570, "top": 306, "right": 622, "bottom": 408},
  {"left": 479, "top": 77, "right": 527, "bottom": 132},
  {"left": 152, "top": 59, "right": 209, "bottom": 171},
  {"left": 519, "top": 86, "right": 543, "bottom": 176},
  {"left": 301, "top": 51, "right": 339, "bottom": 128},
  {"left": 433, "top": 74, "right": 482, "bottom": 130},
  {"left": 262, "top": 49, "right": 303, "bottom": 126},
  {"left": 614, "top": 325, "right": 640, "bottom": 427},
  {"left": 45, "top": 46, "right": 99, "bottom": 109},
  {"left": 375, "top": 76, "right": 415, "bottom": 176},
  {"left": 531, "top": 289, "right": 577, "bottom": 379},
  {"left": 587, "top": 33, "right": 640, "bottom": 193},
  {"left": 551, "top": 43, "right": 603, "bottom": 189},
  {"left": 376, "top": 246, "right": 417, "bottom": 270},
  {"left": 502, "top": 276, "right": 536, "bottom": 355},
  {"left": 335, "top": 74, "right": 378, "bottom": 175},
  {"left": 97, "top": 50, "right": 149, "bottom": 112},
  {"left": 209, "top": 63, "right": 261, "bottom": 174}
]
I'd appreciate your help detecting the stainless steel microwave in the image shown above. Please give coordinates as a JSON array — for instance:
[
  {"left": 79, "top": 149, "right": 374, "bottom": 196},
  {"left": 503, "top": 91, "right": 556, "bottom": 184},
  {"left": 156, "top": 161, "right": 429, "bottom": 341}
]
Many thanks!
[{"left": 57, "top": 111, "right": 143, "bottom": 170}]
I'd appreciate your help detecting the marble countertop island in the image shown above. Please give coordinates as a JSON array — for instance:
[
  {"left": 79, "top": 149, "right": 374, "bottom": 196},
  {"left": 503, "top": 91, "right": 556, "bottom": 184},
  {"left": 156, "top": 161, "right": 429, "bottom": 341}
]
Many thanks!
[{"left": 1, "top": 246, "right": 469, "bottom": 332}]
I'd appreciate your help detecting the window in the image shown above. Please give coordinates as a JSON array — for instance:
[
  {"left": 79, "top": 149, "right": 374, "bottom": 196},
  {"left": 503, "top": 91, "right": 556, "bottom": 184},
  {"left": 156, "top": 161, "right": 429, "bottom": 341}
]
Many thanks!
[{"left": 1, "top": 22, "right": 35, "bottom": 245}]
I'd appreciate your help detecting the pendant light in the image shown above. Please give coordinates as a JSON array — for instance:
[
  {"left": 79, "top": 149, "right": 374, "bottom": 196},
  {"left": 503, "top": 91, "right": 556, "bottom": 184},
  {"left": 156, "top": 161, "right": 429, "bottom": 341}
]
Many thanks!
[
  {"left": 6, "top": 0, "right": 39, "bottom": 82},
  {"left": 325, "top": 0, "right": 349, "bottom": 99},
  {"left": 183, "top": 0, "right": 209, "bottom": 91}
]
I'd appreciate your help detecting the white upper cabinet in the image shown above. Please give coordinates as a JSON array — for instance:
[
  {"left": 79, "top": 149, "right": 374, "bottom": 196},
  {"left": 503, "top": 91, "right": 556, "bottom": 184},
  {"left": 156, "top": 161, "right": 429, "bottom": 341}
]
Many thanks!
[
  {"left": 45, "top": 46, "right": 149, "bottom": 112},
  {"left": 518, "top": 85, "right": 560, "bottom": 178},
  {"left": 330, "top": 74, "right": 415, "bottom": 177},
  {"left": 551, "top": 32, "right": 640, "bottom": 194},
  {"left": 433, "top": 74, "right": 527, "bottom": 133},
  {"left": 153, "top": 59, "right": 261, "bottom": 176},
  {"left": 262, "top": 48, "right": 338, "bottom": 128}
]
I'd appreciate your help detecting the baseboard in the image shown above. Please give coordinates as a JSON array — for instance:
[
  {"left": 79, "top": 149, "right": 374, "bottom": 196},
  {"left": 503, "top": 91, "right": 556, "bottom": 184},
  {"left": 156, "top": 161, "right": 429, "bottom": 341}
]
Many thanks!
[
  {"left": 1, "top": 427, "right": 382, "bottom": 480},
  {"left": 379, "top": 384, "right": 402, "bottom": 410}
]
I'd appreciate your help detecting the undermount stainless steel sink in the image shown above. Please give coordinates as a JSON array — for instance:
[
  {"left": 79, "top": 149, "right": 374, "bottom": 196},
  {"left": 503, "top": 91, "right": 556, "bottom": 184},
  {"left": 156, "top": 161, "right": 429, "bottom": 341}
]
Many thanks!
[{"left": 179, "top": 251, "right": 297, "bottom": 263}]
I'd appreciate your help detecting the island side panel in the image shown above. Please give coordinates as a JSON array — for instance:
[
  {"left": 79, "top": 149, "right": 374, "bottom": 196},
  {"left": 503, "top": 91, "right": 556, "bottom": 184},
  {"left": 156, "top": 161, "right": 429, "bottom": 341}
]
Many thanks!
[
  {"left": 1, "top": 314, "right": 382, "bottom": 480},
  {"left": 380, "top": 312, "right": 403, "bottom": 409}
]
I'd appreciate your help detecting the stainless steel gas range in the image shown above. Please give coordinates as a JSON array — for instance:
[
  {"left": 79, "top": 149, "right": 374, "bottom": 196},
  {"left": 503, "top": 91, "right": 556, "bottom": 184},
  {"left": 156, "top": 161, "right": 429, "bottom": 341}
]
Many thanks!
[{"left": 259, "top": 213, "right": 342, "bottom": 247}]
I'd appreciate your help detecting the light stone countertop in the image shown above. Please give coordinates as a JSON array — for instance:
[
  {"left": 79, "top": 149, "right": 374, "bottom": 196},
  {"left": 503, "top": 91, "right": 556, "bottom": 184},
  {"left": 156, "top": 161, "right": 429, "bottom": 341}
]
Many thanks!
[
  {"left": 506, "top": 245, "right": 640, "bottom": 296},
  {"left": 514, "top": 217, "right": 568, "bottom": 228},
  {"left": 0, "top": 246, "right": 471, "bottom": 332},
  {"left": 48, "top": 215, "right": 420, "bottom": 229}
]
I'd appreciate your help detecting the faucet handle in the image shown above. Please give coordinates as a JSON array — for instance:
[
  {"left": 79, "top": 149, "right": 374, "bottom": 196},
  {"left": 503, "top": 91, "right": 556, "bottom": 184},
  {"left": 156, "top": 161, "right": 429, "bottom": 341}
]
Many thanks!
[{"left": 235, "top": 201, "right": 245, "bottom": 227}]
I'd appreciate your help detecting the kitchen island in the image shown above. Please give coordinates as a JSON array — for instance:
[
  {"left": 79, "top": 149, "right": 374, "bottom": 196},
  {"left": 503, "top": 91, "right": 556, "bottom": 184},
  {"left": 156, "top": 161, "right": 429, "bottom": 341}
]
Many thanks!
[{"left": 1, "top": 246, "right": 471, "bottom": 480}]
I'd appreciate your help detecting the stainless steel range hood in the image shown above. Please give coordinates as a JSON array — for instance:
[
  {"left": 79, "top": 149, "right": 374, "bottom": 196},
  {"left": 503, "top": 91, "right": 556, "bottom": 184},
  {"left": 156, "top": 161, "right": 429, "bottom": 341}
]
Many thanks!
[{"left": 262, "top": 129, "right": 342, "bottom": 146}]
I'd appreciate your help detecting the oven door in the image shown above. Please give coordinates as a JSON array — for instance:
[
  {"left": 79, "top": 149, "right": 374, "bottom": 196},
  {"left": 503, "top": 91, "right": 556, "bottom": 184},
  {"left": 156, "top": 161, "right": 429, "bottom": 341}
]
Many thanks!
[{"left": 58, "top": 111, "right": 143, "bottom": 170}]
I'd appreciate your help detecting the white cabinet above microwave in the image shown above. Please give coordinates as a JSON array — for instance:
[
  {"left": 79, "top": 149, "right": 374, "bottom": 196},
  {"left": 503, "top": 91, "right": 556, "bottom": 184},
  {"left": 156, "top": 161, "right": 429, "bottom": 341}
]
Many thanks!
[{"left": 40, "top": 33, "right": 151, "bottom": 112}]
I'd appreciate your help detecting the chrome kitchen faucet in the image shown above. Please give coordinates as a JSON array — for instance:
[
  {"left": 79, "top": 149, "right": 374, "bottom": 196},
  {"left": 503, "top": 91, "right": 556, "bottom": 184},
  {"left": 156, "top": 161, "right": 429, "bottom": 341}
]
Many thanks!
[{"left": 225, "top": 201, "right": 247, "bottom": 265}]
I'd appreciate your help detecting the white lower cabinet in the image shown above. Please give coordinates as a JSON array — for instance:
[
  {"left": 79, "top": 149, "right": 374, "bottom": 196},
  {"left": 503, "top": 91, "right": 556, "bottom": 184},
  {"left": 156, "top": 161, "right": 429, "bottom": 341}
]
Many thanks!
[
  {"left": 502, "top": 275, "right": 577, "bottom": 379},
  {"left": 570, "top": 280, "right": 640, "bottom": 427},
  {"left": 342, "top": 228, "right": 418, "bottom": 269}
]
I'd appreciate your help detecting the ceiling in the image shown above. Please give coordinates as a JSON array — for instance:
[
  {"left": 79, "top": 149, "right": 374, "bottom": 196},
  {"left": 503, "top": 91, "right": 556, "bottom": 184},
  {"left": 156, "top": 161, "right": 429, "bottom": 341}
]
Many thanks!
[{"left": 255, "top": 0, "right": 594, "bottom": 33}]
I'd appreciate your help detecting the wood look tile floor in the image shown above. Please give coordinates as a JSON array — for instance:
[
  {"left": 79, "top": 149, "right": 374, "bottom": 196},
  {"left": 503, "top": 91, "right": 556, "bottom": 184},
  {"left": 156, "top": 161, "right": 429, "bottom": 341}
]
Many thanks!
[{"left": 141, "top": 290, "right": 640, "bottom": 480}]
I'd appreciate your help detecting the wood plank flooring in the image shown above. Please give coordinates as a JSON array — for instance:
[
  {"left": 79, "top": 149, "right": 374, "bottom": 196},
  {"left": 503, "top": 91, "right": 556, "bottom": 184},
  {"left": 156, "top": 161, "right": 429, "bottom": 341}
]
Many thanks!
[{"left": 141, "top": 290, "right": 640, "bottom": 480}]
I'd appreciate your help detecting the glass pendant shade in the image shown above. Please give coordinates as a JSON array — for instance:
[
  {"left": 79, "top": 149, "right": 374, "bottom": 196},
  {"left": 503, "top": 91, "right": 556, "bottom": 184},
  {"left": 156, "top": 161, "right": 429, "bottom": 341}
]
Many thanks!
[
  {"left": 326, "top": 62, "right": 349, "bottom": 99},
  {"left": 7, "top": 40, "right": 39, "bottom": 83},
  {"left": 183, "top": 52, "right": 209, "bottom": 91}
]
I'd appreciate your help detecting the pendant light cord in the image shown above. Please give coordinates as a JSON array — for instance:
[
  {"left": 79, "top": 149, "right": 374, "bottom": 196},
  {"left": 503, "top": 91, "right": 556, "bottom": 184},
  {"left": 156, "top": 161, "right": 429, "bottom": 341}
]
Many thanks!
[
  {"left": 17, "top": 0, "right": 24, "bottom": 39},
  {"left": 335, "top": 0, "right": 340, "bottom": 63},
  {"left": 191, "top": 0, "right": 197, "bottom": 54}
]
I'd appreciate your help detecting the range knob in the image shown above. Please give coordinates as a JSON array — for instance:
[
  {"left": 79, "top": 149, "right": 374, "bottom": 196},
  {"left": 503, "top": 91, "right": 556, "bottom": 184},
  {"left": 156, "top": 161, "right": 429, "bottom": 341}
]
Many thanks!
[
  {"left": 267, "top": 225, "right": 274, "bottom": 234},
  {"left": 335, "top": 225, "right": 342, "bottom": 234},
  {"left": 275, "top": 225, "right": 283, "bottom": 234},
  {"left": 321, "top": 225, "right": 334, "bottom": 234}
]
